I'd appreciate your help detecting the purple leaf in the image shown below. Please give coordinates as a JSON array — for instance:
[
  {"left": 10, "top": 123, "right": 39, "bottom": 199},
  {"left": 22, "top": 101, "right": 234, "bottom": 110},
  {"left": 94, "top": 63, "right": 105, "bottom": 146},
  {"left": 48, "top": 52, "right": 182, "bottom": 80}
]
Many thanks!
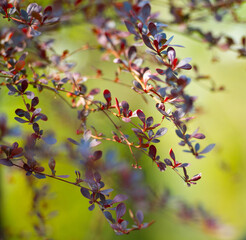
[
  {"left": 21, "top": 80, "right": 28, "bottom": 92},
  {"left": 136, "top": 210, "right": 144, "bottom": 224},
  {"left": 89, "top": 139, "right": 101, "bottom": 148},
  {"left": 112, "top": 194, "right": 128, "bottom": 204},
  {"left": 169, "top": 148, "right": 175, "bottom": 161},
  {"left": 93, "top": 150, "right": 102, "bottom": 161},
  {"left": 165, "top": 35, "right": 174, "bottom": 46},
  {"left": 44, "top": 5, "right": 52, "bottom": 17},
  {"left": 156, "top": 103, "right": 165, "bottom": 115},
  {"left": 56, "top": 175, "right": 70, "bottom": 178},
  {"left": 183, "top": 150, "right": 192, "bottom": 153},
  {"left": 140, "top": 3, "right": 151, "bottom": 22},
  {"left": 132, "top": 128, "right": 143, "bottom": 134},
  {"left": 136, "top": 109, "right": 145, "bottom": 124},
  {"left": 154, "top": 127, "right": 167, "bottom": 138},
  {"left": 146, "top": 117, "right": 153, "bottom": 128},
  {"left": 199, "top": 144, "right": 215, "bottom": 154},
  {"left": 89, "top": 88, "right": 100, "bottom": 96},
  {"left": 182, "top": 167, "right": 189, "bottom": 178},
  {"left": 196, "top": 155, "right": 205, "bottom": 159},
  {"left": 179, "top": 64, "right": 192, "bottom": 70},
  {"left": 36, "top": 113, "right": 48, "bottom": 121},
  {"left": 24, "top": 111, "right": 30, "bottom": 120},
  {"left": 14, "top": 117, "right": 29, "bottom": 123},
  {"left": 148, "top": 145, "right": 156, "bottom": 160},
  {"left": 111, "top": 224, "right": 121, "bottom": 231},
  {"left": 182, "top": 124, "right": 187, "bottom": 133},
  {"left": 180, "top": 163, "right": 190, "bottom": 168},
  {"left": 31, "top": 97, "right": 39, "bottom": 107},
  {"left": 43, "top": 17, "right": 59, "bottom": 24},
  {"left": 148, "top": 22, "right": 157, "bottom": 36},
  {"left": 164, "top": 158, "right": 172, "bottom": 166},
  {"left": 121, "top": 101, "right": 129, "bottom": 112},
  {"left": 195, "top": 143, "right": 200, "bottom": 152},
  {"left": 15, "top": 109, "right": 25, "bottom": 117},
  {"left": 80, "top": 187, "right": 91, "bottom": 199},
  {"left": 167, "top": 47, "right": 176, "bottom": 63},
  {"left": 190, "top": 173, "right": 202, "bottom": 182},
  {"left": 20, "top": 9, "right": 28, "bottom": 21},
  {"left": 157, "top": 162, "right": 166, "bottom": 171},
  {"left": 176, "top": 58, "right": 192, "bottom": 69},
  {"left": 169, "top": 44, "right": 184, "bottom": 48},
  {"left": 27, "top": 3, "right": 41, "bottom": 14},
  {"left": 104, "top": 211, "right": 115, "bottom": 223},
  {"left": 33, "top": 108, "right": 42, "bottom": 116},
  {"left": 128, "top": 46, "right": 137, "bottom": 61},
  {"left": 94, "top": 171, "right": 101, "bottom": 182},
  {"left": 67, "top": 138, "right": 79, "bottom": 145},
  {"left": 100, "top": 189, "right": 113, "bottom": 196},
  {"left": 12, "top": 142, "right": 18, "bottom": 148},
  {"left": 193, "top": 133, "right": 205, "bottom": 139},
  {"left": 85, "top": 169, "right": 94, "bottom": 182},
  {"left": 156, "top": 22, "right": 168, "bottom": 28},
  {"left": 175, "top": 130, "right": 183, "bottom": 139},
  {"left": 88, "top": 204, "right": 95, "bottom": 211},
  {"left": 6, "top": 84, "right": 17, "bottom": 93},
  {"left": 148, "top": 74, "right": 164, "bottom": 82},
  {"left": 121, "top": 220, "right": 128, "bottom": 229},
  {"left": 33, "top": 173, "right": 46, "bottom": 179},
  {"left": 25, "top": 91, "right": 34, "bottom": 99},
  {"left": 142, "top": 34, "right": 155, "bottom": 51},
  {"left": 0, "top": 158, "right": 13, "bottom": 167},
  {"left": 103, "top": 89, "right": 111, "bottom": 105},
  {"left": 124, "top": 20, "right": 138, "bottom": 35},
  {"left": 32, "top": 123, "right": 39, "bottom": 133},
  {"left": 116, "top": 203, "right": 126, "bottom": 220},
  {"left": 30, "top": 29, "right": 41, "bottom": 37}
]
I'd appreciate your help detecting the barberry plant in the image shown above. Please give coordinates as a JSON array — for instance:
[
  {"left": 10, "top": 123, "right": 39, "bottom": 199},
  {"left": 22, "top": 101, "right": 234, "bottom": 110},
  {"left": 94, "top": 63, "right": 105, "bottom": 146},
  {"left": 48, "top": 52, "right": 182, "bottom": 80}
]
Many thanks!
[{"left": 0, "top": 0, "right": 245, "bottom": 237}]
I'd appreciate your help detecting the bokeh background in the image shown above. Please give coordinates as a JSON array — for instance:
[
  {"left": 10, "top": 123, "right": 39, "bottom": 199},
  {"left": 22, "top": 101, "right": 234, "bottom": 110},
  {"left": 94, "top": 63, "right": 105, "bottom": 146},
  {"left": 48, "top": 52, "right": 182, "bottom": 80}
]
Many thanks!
[{"left": 1, "top": 1, "right": 246, "bottom": 240}]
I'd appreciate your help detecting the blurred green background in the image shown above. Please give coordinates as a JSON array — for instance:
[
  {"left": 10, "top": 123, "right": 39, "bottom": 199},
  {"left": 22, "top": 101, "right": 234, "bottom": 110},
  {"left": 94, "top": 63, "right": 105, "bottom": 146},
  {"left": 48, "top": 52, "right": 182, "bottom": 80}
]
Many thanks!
[{"left": 1, "top": 1, "right": 246, "bottom": 240}]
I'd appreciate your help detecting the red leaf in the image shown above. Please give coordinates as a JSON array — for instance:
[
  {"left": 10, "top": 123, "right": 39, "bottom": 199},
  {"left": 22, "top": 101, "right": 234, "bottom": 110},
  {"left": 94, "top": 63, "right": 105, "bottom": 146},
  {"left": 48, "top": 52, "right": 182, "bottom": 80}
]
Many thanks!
[
  {"left": 189, "top": 173, "right": 202, "bottom": 182},
  {"left": 44, "top": 6, "right": 52, "bottom": 17},
  {"left": 15, "top": 60, "right": 25, "bottom": 72},
  {"left": 115, "top": 98, "right": 120, "bottom": 115},
  {"left": 10, "top": 147, "right": 23, "bottom": 157},
  {"left": 75, "top": 0, "right": 83, "bottom": 6},
  {"left": 136, "top": 109, "right": 145, "bottom": 125},
  {"left": 169, "top": 148, "right": 175, "bottom": 161},
  {"left": 103, "top": 89, "right": 111, "bottom": 106},
  {"left": 148, "top": 145, "right": 156, "bottom": 160}
]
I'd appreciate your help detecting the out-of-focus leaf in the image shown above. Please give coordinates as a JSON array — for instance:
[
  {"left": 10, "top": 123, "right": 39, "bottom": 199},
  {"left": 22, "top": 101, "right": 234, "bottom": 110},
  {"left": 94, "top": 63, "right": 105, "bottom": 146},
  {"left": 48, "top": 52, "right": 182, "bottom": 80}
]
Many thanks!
[
  {"left": 80, "top": 187, "right": 91, "bottom": 199},
  {"left": 116, "top": 203, "right": 126, "bottom": 220},
  {"left": 199, "top": 144, "right": 215, "bottom": 154}
]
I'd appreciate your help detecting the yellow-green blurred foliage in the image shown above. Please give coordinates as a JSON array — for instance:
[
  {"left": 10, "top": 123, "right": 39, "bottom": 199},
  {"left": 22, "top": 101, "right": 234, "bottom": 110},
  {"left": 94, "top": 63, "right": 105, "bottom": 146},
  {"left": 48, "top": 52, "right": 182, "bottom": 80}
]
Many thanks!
[{"left": 1, "top": 1, "right": 246, "bottom": 240}]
